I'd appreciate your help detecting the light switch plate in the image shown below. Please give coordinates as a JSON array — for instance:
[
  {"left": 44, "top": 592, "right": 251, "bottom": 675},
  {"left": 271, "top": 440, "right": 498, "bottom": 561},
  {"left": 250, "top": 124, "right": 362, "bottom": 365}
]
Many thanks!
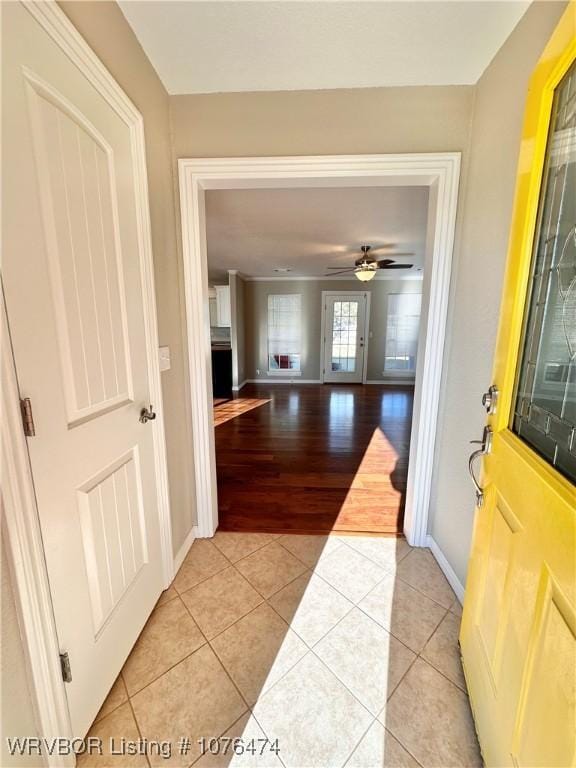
[{"left": 159, "top": 346, "right": 171, "bottom": 372}]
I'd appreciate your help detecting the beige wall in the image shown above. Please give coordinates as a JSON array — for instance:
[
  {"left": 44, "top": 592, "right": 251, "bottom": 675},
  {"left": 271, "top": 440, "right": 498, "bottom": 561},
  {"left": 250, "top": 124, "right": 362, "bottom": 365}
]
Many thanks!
[
  {"left": 170, "top": 86, "right": 474, "bottom": 158},
  {"left": 428, "top": 0, "right": 567, "bottom": 582},
  {"left": 59, "top": 1, "right": 196, "bottom": 556},
  {"left": 171, "top": 1, "right": 567, "bottom": 585},
  {"left": 236, "top": 276, "right": 247, "bottom": 387},
  {"left": 244, "top": 279, "right": 423, "bottom": 382},
  {"left": 1, "top": 539, "right": 40, "bottom": 767},
  {"left": 229, "top": 272, "right": 247, "bottom": 388}
]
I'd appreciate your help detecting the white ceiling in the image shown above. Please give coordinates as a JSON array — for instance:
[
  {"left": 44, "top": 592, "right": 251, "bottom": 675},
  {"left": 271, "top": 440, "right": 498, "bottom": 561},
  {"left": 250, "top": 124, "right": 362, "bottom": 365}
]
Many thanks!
[
  {"left": 119, "top": 1, "right": 529, "bottom": 95},
  {"left": 205, "top": 186, "right": 429, "bottom": 281}
]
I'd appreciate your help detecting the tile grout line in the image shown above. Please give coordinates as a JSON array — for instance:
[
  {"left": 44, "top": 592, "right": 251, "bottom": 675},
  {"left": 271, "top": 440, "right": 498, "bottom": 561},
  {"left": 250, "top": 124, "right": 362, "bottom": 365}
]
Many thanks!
[
  {"left": 211, "top": 532, "right": 283, "bottom": 565},
  {"left": 357, "top": 555, "right": 456, "bottom": 611},
  {"left": 126, "top": 695, "right": 152, "bottom": 768},
  {"left": 233, "top": 559, "right": 313, "bottom": 602},
  {"left": 341, "top": 713, "right": 379, "bottom": 768},
  {"left": 386, "top": 726, "right": 426, "bottom": 768},
  {"left": 338, "top": 540, "right": 457, "bottom": 611},
  {"left": 246, "top": 705, "right": 290, "bottom": 768},
  {"left": 305, "top": 613, "right": 421, "bottom": 724},
  {"left": 275, "top": 535, "right": 344, "bottom": 569},
  {"left": 264, "top": 587, "right": 356, "bottom": 652},
  {"left": 415, "top": 609, "right": 469, "bottom": 693},
  {"left": 172, "top": 535, "right": 262, "bottom": 602},
  {"left": 155, "top": 589, "right": 256, "bottom": 766},
  {"left": 177, "top": 564, "right": 266, "bottom": 635}
]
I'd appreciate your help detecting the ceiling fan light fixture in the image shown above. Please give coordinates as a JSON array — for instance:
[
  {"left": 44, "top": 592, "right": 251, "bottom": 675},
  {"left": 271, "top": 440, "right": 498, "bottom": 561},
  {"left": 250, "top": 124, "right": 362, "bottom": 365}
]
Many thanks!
[{"left": 355, "top": 266, "right": 377, "bottom": 282}]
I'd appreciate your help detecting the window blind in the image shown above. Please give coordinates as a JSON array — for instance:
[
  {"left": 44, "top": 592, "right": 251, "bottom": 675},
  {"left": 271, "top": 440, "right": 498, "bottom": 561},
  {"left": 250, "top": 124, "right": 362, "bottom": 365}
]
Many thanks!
[
  {"left": 268, "top": 294, "right": 302, "bottom": 371},
  {"left": 385, "top": 293, "right": 422, "bottom": 372}
]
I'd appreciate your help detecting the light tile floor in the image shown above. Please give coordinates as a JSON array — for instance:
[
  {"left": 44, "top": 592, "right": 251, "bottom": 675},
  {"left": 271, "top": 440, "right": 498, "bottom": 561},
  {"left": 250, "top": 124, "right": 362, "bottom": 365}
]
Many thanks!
[{"left": 81, "top": 534, "right": 482, "bottom": 768}]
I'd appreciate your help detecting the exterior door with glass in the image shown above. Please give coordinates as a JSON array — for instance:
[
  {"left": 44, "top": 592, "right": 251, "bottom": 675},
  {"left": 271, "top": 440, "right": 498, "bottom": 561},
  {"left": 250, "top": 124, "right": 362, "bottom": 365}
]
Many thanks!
[
  {"left": 322, "top": 293, "right": 368, "bottom": 383},
  {"left": 460, "top": 8, "right": 575, "bottom": 767}
]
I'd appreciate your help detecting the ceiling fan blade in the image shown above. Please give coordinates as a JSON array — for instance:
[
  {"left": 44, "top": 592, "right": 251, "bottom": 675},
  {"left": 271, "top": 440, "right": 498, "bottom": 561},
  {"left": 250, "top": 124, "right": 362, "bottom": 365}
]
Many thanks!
[
  {"left": 378, "top": 263, "right": 414, "bottom": 270},
  {"left": 361, "top": 244, "right": 395, "bottom": 254},
  {"left": 326, "top": 266, "right": 355, "bottom": 270}
]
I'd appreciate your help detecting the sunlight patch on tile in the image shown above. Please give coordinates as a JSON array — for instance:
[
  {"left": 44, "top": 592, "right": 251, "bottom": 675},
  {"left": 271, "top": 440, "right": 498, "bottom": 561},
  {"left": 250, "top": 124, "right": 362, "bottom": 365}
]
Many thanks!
[
  {"left": 253, "top": 653, "right": 372, "bottom": 768},
  {"left": 269, "top": 572, "right": 353, "bottom": 647}
]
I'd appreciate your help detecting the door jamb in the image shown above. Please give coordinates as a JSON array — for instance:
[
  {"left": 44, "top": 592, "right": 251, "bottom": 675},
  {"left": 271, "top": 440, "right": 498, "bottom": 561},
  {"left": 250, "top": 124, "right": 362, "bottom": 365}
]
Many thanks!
[
  {"left": 179, "top": 152, "right": 461, "bottom": 546},
  {"left": 2, "top": 289, "right": 73, "bottom": 763},
  {"left": 320, "top": 290, "right": 371, "bottom": 384},
  {"left": 2, "top": 1, "right": 173, "bottom": 756}
]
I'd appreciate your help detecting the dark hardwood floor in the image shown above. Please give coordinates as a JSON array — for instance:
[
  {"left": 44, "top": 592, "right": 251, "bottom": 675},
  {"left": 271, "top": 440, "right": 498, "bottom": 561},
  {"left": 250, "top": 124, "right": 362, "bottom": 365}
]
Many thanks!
[{"left": 214, "top": 383, "right": 414, "bottom": 535}]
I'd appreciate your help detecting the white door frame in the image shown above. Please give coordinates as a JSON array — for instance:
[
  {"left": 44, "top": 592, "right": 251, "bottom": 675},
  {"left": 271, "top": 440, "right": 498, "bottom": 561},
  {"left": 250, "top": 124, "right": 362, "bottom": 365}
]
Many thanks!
[
  {"left": 2, "top": 1, "right": 173, "bottom": 758},
  {"left": 320, "top": 290, "right": 371, "bottom": 384},
  {"left": 179, "top": 152, "right": 461, "bottom": 545}
]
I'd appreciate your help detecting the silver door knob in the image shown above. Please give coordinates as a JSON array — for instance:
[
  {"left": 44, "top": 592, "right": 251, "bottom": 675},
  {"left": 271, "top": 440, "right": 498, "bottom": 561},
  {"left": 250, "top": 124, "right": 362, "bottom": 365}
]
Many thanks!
[
  {"left": 481, "top": 385, "right": 499, "bottom": 414},
  {"left": 468, "top": 426, "right": 493, "bottom": 507},
  {"left": 139, "top": 405, "right": 156, "bottom": 424}
]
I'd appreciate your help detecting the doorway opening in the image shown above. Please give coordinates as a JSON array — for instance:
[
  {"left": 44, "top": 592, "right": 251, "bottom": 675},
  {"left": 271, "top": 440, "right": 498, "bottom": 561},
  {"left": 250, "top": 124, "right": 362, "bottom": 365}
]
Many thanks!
[
  {"left": 203, "top": 186, "right": 427, "bottom": 534},
  {"left": 180, "top": 154, "right": 461, "bottom": 545}
]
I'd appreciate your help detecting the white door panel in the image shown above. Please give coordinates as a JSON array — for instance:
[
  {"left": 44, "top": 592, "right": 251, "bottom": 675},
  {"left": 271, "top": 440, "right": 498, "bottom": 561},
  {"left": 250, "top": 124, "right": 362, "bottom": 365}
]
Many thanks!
[
  {"left": 323, "top": 294, "right": 368, "bottom": 383},
  {"left": 2, "top": 2, "right": 165, "bottom": 736}
]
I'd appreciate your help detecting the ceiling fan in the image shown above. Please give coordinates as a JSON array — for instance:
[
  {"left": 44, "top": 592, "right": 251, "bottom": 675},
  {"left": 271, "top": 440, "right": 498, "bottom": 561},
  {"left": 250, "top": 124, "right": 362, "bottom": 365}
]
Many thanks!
[{"left": 326, "top": 245, "right": 414, "bottom": 282}]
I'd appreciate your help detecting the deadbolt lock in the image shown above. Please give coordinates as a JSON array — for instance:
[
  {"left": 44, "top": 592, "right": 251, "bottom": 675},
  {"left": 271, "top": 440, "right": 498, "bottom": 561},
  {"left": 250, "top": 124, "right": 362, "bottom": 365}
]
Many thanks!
[{"left": 481, "top": 385, "right": 499, "bottom": 415}]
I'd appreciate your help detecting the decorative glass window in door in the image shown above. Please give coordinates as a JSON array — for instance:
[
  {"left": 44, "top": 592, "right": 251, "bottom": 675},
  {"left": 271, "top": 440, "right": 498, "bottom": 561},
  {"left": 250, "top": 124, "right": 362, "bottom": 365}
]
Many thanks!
[
  {"left": 512, "top": 60, "right": 576, "bottom": 483},
  {"left": 331, "top": 300, "right": 359, "bottom": 372}
]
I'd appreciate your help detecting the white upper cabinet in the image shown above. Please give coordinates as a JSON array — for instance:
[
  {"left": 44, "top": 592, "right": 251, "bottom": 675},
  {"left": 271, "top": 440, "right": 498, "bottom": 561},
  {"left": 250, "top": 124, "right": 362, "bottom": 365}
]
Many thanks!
[{"left": 215, "top": 285, "right": 231, "bottom": 327}]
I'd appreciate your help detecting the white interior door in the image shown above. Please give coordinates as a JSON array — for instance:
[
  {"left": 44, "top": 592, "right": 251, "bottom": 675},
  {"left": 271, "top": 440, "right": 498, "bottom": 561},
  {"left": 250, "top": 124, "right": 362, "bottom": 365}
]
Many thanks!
[
  {"left": 2, "top": 3, "right": 166, "bottom": 736},
  {"left": 323, "top": 294, "right": 368, "bottom": 383}
]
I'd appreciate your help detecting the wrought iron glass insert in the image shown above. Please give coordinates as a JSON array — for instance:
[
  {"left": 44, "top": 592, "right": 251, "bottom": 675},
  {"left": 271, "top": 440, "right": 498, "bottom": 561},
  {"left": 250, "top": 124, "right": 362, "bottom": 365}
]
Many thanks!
[
  {"left": 513, "top": 60, "right": 576, "bottom": 484},
  {"left": 331, "top": 301, "right": 359, "bottom": 372}
]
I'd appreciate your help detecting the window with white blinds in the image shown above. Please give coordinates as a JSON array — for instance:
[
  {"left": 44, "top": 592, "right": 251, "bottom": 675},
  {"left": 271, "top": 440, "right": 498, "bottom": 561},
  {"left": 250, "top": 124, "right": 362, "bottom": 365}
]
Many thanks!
[
  {"left": 385, "top": 293, "right": 422, "bottom": 372},
  {"left": 268, "top": 294, "right": 302, "bottom": 373}
]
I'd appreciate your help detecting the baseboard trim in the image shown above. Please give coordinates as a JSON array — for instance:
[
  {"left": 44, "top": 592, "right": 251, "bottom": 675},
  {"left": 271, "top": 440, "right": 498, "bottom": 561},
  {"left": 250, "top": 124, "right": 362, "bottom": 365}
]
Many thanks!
[
  {"left": 365, "top": 379, "right": 416, "bottom": 385},
  {"left": 245, "top": 378, "right": 322, "bottom": 385},
  {"left": 426, "top": 535, "right": 465, "bottom": 604},
  {"left": 232, "top": 379, "right": 248, "bottom": 392},
  {"left": 173, "top": 526, "right": 198, "bottom": 574}
]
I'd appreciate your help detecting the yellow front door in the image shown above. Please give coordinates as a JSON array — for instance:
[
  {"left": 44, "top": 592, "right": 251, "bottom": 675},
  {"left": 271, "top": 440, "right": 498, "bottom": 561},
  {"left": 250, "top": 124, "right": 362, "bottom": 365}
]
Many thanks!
[{"left": 460, "top": 5, "right": 576, "bottom": 767}]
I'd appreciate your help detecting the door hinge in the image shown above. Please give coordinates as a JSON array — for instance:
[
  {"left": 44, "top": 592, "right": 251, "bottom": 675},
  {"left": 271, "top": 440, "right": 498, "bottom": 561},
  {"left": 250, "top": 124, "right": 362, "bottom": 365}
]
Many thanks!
[
  {"left": 20, "top": 398, "right": 36, "bottom": 437},
  {"left": 59, "top": 651, "right": 72, "bottom": 683}
]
